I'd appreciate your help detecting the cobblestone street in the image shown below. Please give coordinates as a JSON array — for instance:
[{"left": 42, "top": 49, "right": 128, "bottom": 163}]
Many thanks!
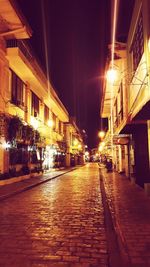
[{"left": 0, "top": 164, "right": 108, "bottom": 267}]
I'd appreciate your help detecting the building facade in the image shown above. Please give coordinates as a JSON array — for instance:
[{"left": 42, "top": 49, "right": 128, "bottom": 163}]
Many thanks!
[
  {"left": 100, "top": 0, "right": 150, "bottom": 190},
  {"left": 0, "top": 0, "right": 85, "bottom": 181}
]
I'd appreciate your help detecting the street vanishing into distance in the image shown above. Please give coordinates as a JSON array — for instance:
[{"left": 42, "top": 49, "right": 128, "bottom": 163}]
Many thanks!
[{"left": 0, "top": 164, "right": 116, "bottom": 267}]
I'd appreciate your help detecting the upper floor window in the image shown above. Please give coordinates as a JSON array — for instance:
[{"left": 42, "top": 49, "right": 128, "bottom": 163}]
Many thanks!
[
  {"left": 31, "top": 92, "right": 40, "bottom": 117},
  {"left": 114, "top": 99, "right": 118, "bottom": 127},
  {"left": 58, "top": 120, "right": 61, "bottom": 134},
  {"left": 130, "top": 12, "right": 144, "bottom": 71},
  {"left": 52, "top": 112, "right": 57, "bottom": 131},
  {"left": 118, "top": 82, "right": 123, "bottom": 123},
  {"left": 114, "top": 82, "right": 124, "bottom": 129},
  {"left": 10, "top": 69, "right": 25, "bottom": 107},
  {"left": 44, "top": 105, "right": 49, "bottom": 124}
]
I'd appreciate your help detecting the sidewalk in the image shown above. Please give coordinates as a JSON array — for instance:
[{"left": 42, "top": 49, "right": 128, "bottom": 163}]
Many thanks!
[
  {"left": 100, "top": 165, "right": 150, "bottom": 267},
  {"left": 0, "top": 167, "right": 76, "bottom": 201}
]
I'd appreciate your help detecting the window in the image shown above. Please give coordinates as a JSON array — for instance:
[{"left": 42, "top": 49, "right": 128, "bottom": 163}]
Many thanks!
[
  {"left": 118, "top": 82, "right": 123, "bottom": 123},
  {"left": 130, "top": 12, "right": 144, "bottom": 71},
  {"left": 44, "top": 105, "right": 49, "bottom": 124},
  {"left": 31, "top": 92, "right": 40, "bottom": 117},
  {"left": 58, "top": 120, "right": 61, "bottom": 134},
  {"left": 11, "top": 70, "right": 25, "bottom": 107},
  {"left": 114, "top": 99, "right": 118, "bottom": 127},
  {"left": 52, "top": 112, "right": 57, "bottom": 131}
]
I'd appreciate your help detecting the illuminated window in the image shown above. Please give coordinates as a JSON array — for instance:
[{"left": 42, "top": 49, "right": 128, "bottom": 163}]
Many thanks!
[
  {"left": 31, "top": 92, "right": 40, "bottom": 117},
  {"left": 10, "top": 69, "right": 25, "bottom": 107},
  {"left": 130, "top": 11, "right": 144, "bottom": 71}
]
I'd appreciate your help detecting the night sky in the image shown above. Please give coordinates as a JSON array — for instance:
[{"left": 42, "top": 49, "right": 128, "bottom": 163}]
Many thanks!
[{"left": 16, "top": 0, "right": 111, "bottom": 148}]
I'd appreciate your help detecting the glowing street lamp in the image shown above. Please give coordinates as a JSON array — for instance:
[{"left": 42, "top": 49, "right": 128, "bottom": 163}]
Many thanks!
[
  {"left": 98, "top": 131, "right": 105, "bottom": 139},
  {"left": 73, "top": 139, "right": 78, "bottom": 146},
  {"left": 106, "top": 68, "right": 117, "bottom": 83}
]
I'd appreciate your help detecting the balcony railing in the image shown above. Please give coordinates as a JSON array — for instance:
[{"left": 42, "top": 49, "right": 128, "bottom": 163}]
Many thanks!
[{"left": 7, "top": 39, "right": 33, "bottom": 62}]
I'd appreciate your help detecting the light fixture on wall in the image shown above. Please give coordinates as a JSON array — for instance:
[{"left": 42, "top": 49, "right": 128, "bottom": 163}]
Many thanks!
[{"left": 48, "top": 119, "right": 54, "bottom": 128}]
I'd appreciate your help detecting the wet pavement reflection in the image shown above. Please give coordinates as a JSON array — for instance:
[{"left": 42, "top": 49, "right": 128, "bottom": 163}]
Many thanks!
[{"left": 0, "top": 163, "right": 108, "bottom": 267}]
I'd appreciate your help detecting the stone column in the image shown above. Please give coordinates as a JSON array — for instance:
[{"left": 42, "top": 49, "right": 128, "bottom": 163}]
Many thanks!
[
  {"left": 65, "top": 124, "right": 71, "bottom": 167},
  {"left": 24, "top": 83, "right": 30, "bottom": 123}
]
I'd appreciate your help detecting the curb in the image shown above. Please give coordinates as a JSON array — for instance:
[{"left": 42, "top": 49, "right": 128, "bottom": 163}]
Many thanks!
[{"left": 99, "top": 167, "right": 132, "bottom": 266}]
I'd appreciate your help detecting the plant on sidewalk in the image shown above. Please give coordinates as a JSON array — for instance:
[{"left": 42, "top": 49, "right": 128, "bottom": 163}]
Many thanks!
[{"left": 8, "top": 116, "right": 23, "bottom": 142}]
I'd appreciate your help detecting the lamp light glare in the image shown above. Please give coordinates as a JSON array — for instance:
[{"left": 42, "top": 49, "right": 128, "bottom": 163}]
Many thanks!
[
  {"left": 73, "top": 139, "right": 78, "bottom": 146},
  {"left": 101, "top": 141, "right": 105, "bottom": 147},
  {"left": 78, "top": 144, "right": 82, "bottom": 149},
  {"left": 98, "top": 131, "right": 105, "bottom": 138},
  {"left": 48, "top": 119, "right": 54, "bottom": 128},
  {"left": 98, "top": 146, "right": 103, "bottom": 152},
  {"left": 106, "top": 68, "right": 117, "bottom": 83},
  {"left": 31, "top": 116, "right": 39, "bottom": 130},
  {"left": 3, "top": 142, "right": 11, "bottom": 149}
]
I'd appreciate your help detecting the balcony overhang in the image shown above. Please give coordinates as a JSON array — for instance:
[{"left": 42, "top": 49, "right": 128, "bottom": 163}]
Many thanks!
[
  {"left": 7, "top": 47, "right": 48, "bottom": 98},
  {"left": 101, "top": 42, "right": 126, "bottom": 118},
  {"left": 50, "top": 87, "right": 69, "bottom": 122},
  {"left": 0, "top": 0, "right": 32, "bottom": 39},
  {"left": 132, "top": 100, "right": 150, "bottom": 121},
  {"left": 50, "top": 95, "right": 69, "bottom": 122},
  {"left": 120, "top": 120, "right": 147, "bottom": 134}
]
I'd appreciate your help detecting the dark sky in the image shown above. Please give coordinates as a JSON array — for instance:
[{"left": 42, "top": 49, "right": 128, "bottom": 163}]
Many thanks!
[{"left": 16, "top": 0, "right": 111, "bottom": 148}]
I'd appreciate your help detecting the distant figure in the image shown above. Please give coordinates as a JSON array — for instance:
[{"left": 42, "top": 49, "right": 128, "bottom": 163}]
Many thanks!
[{"left": 106, "top": 158, "right": 113, "bottom": 172}]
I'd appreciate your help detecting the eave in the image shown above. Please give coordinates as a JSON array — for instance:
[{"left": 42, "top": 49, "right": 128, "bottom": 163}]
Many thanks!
[{"left": 0, "top": 0, "right": 32, "bottom": 39}]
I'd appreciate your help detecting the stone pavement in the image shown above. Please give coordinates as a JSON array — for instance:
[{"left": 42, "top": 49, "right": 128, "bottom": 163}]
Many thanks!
[
  {"left": 0, "top": 164, "right": 108, "bottom": 267},
  {"left": 100, "top": 165, "right": 150, "bottom": 267},
  {"left": 0, "top": 167, "right": 76, "bottom": 200},
  {"left": 1, "top": 163, "right": 150, "bottom": 267}
]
